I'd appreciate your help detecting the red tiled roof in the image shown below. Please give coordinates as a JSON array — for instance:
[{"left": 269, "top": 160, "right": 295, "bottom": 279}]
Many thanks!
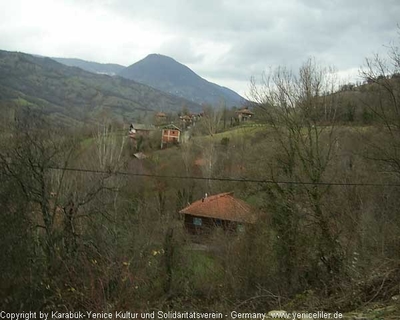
[{"left": 179, "top": 192, "right": 256, "bottom": 223}]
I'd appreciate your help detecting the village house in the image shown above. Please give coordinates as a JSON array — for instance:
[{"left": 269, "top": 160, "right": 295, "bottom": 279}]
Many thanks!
[
  {"left": 179, "top": 114, "right": 192, "bottom": 129},
  {"left": 180, "top": 114, "right": 192, "bottom": 123},
  {"left": 129, "top": 123, "right": 156, "bottom": 139},
  {"left": 180, "top": 113, "right": 201, "bottom": 128},
  {"left": 179, "top": 192, "right": 256, "bottom": 235},
  {"left": 155, "top": 112, "right": 167, "bottom": 124},
  {"left": 161, "top": 124, "right": 181, "bottom": 148},
  {"left": 236, "top": 107, "right": 254, "bottom": 122},
  {"left": 129, "top": 123, "right": 157, "bottom": 151}
]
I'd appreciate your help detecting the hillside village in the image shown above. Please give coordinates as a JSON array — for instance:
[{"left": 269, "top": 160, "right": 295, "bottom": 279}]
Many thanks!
[
  {"left": 1, "top": 26, "right": 400, "bottom": 320},
  {"left": 128, "top": 106, "right": 255, "bottom": 151}
]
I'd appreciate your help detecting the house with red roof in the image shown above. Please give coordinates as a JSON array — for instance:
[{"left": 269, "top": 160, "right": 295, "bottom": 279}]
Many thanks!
[{"left": 179, "top": 192, "right": 256, "bottom": 234}]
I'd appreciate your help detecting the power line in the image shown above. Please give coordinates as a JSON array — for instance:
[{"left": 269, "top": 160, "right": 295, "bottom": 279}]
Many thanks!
[
  {"left": 38, "top": 165, "right": 400, "bottom": 188},
  {"left": 2, "top": 159, "right": 399, "bottom": 187},
  {"left": 1, "top": 160, "right": 399, "bottom": 187}
]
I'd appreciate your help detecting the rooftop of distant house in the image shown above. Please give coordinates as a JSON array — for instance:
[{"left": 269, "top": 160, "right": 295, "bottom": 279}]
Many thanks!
[
  {"left": 179, "top": 192, "right": 256, "bottom": 223},
  {"left": 163, "top": 124, "right": 182, "bottom": 131},
  {"left": 180, "top": 115, "right": 192, "bottom": 120},
  {"left": 130, "top": 123, "right": 156, "bottom": 131},
  {"left": 236, "top": 107, "right": 254, "bottom": 115}
]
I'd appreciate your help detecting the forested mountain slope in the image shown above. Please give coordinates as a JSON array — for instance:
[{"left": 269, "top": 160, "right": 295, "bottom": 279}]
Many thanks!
[{"left": 0, "top": 50, "right": 202, "bottom": 125}]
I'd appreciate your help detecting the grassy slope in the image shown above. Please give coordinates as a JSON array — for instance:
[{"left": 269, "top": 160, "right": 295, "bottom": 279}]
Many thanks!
[{"left": 194, "top": 124, "right": 268, "bottom": 141}]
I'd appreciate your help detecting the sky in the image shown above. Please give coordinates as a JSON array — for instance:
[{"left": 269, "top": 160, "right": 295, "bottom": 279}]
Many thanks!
[{"left": 0, "top": 0, "right": 399, "bottom": 97}]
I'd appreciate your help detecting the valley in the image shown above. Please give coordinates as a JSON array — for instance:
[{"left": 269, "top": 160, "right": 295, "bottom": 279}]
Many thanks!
[{"left": 1, "top": 43, "right": 400, "bottom": 318}]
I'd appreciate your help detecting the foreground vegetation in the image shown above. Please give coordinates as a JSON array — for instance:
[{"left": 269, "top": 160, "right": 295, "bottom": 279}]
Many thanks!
[{"left": 1, "top": 43, "right": 400, "bottom": 318}]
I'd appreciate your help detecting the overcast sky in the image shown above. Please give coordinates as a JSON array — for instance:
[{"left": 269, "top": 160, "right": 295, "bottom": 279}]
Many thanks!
[{"left": 0, "top": 0, "right": 399, "bottom": 96}]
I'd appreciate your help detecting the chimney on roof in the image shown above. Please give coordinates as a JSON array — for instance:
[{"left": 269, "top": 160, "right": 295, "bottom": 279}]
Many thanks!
[{"left": 205, "top": 193, "right": 208, "bottom": 198}]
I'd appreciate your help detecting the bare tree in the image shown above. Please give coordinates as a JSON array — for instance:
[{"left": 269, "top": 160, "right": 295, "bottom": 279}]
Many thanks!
[
  {"left": 357, "top": 35, "right": 400, "bottom": 270},
  {"left": 250, "top": 58, "right": 343, "bottom": 288},
  {"left": 201, "top": 104, "right": 223, "bottom": 136},
  {"left": 0, "top": 110, "right": 129, "bottom": 259},
  {"left": 94, "top": 120, "right": 126, "bottom": 172},
  {"left": 0, "top": 112, "right": 76, "bottom": 259},
  {"left": 360, "top": 39, "right": 400, "bottom": 177}
]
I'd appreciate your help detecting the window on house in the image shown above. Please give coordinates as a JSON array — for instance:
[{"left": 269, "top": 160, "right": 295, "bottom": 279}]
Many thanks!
[{"left": 193, "top": 217, "right": 202, "bottom": 226}]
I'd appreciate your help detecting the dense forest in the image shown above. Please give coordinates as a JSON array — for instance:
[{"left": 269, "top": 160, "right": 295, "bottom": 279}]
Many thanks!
[{"left": 1, "top": 40, "right": 400, "bottom": 319}]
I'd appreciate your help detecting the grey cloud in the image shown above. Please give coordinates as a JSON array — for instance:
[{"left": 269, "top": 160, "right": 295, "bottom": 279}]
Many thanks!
[
  {"left": 105, "top": 0, "right": 400, "bottom": 90},
  {"left": 1, "top": 0, "right": 400, "bottom": 95},
  {"left": 158, "top": 37, "right": 205, "bottom": 64}
]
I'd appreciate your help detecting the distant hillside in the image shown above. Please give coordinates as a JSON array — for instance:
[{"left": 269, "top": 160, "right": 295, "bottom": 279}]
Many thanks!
[
  {"left": 118, "top": 54, "right": 246, "bottom": 107},
  {"left": 0, "top": 50, "right": 202, "bottom": 125},
  {"left": 52, "top": 57, "right": 125, "bottom": 76}
]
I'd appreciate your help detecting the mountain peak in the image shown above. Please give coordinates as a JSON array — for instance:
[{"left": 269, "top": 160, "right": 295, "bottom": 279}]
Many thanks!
[
  {"left": 118, "top": 54, "right": 245, "bottom": 107},
  {"left": 146, "top": 53, "right": 174, "bottom": 60}
]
